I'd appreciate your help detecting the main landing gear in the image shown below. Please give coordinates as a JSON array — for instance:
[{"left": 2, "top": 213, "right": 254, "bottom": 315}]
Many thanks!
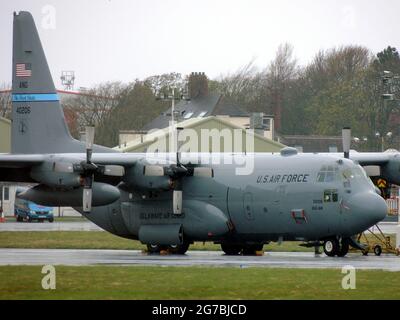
[
  {"left": 323, "top": 238, "right": 349, "bottom": 257},
  {"left": 146, "top": 241, "right": 190, "bottom": 255}
]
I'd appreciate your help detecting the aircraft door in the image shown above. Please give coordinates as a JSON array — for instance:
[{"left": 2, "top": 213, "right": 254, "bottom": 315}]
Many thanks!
[
  {"left": 243, "top": 192, "right": 254, "bottom": 220},
  {"left": 120, "top": 201, "right": 142, "bottom": 235}
]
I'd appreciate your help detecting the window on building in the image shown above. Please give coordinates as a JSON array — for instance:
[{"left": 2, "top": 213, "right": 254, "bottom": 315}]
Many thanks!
[
  {"left": 3, "top": 187, "right": 9, "bottom": 201},
  {"left": 183, "top": 112, "right": 194, "bottom": 119},
  {"left": 262, "top": 117, "right": 271, "bottom": 131},
  {"left": 328, "top": 145, "right": 338, "bottom": 153}
]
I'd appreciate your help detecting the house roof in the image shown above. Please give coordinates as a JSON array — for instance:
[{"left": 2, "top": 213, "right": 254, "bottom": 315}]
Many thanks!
[
  {"left": 212, "top": 96, "right": 249, "bottom": 117},
  {"left": 142, "top": 93, "right": 249, "bottom": 131}
]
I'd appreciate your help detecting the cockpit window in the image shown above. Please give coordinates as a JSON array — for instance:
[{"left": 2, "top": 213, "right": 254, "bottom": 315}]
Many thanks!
[
  {"left": 317, "top": 165, "right": 339, "bottom": 183},
  {"left": 341, "top": 166, "right": 370, "bottom": 189},
  {"left": 341, "top": 167, "right": 364, "bottom": 181}
]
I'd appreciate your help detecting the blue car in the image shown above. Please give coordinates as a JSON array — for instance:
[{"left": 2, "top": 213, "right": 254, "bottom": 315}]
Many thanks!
[{"left": 14, "top": 197, "right": 54, "bottom": 223}]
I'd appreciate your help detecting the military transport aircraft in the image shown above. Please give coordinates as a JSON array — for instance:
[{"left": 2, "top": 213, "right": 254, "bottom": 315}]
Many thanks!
[{"left": 0, "top": 11, "right": 389, "bottom": 257}]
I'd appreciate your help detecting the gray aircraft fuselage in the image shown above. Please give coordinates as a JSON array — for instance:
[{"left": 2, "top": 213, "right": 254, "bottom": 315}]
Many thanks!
[
  {"left": 5, "top": 12, "right": 388, "bottom": 253},
  {"left": 78, "top": 152, "right": 387, "bottom": 245}
]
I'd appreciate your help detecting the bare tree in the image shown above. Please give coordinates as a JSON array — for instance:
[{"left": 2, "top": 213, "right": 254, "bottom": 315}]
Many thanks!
[
  {"left": 267, "top": 43, "right": 298, "bottom": 84},
  {"left": 212, "top": 59, "right": 265, "bottom": 111},
  {"left": 61, "top": 82, "right": 126, "bottom": 135},
  {"left": 265, "top": 43, "right": 299, "bottom": 131},
  {"left": 0, "top": 83, "right": 12, "bottom": 118}
]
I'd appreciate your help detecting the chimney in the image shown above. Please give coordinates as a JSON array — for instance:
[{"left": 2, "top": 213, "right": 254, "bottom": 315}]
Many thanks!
[{"left": 188, "top": 72, "right": 209, "bottom": 99}]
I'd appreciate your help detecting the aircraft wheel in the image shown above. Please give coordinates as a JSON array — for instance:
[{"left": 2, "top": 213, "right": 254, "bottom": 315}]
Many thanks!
[
  {"left": 221, "top": 243, "right": 242, "bottom": 255},
  {"left": 337, "top": 239, "right": 349, "bottom": 257},
  {"left": 48, "top": 218, "right": 54, "bottom": 223},
  {"left": 373, "top": 245, "right": 382, "bottom": 256},
  {"left": 147, "top": 244, "right": 162, "bottom": 254},
  {"left": 168, "top": 242, "right": 190, "bottom": 255},
  {"left": 242, "top": 244, "right": 264, "bottom": 255},
  {"left": 323, "top": 239, "right": 339, "bottom": 257}
]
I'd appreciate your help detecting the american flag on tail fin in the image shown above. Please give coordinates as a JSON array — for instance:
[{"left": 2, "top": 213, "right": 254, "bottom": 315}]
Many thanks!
[{"left": 16, "top": 63, "right": 32, "bottom": 77}]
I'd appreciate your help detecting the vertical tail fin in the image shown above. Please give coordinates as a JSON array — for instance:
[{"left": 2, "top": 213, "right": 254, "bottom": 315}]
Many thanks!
[{"left": 12, "top": 11, "right": 83, "bottom": 154}]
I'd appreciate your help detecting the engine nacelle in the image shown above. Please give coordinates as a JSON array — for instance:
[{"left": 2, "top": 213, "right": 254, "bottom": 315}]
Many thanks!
[
  {"left": 30, "top": 162, "right": 81, "bottom": 188},
  {"left": 17, "top": 182, "right": 120, "bottom": 207},
  {"left": 123, "top": 161, "right": 172, "bottom": 191},
  {"left": 381, "top": 155, "right": 400, "bottom": 185}
]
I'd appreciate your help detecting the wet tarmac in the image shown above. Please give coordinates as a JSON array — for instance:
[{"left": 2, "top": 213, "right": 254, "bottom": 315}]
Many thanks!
[
  {"left": 0, "top": 249, "right": 399, "bottom": 270},
  {"left": 0, "top": 221, "right": 102, "bottom": 231}
]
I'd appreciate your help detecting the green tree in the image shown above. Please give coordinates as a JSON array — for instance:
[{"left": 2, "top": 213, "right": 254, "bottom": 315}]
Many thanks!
[
  {"left": 95, "top": 81, "right": 168, "bottom": 147},
  {"left": 373, "top": 46, "right": 400, "bottom": 74}
]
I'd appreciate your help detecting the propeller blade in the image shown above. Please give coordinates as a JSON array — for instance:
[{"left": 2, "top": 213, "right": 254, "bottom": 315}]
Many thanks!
[
  {"left": 342, "top": 127, "right": 351, "bottom": 159},
  {"left": 83, "top": 187, "right": 92, "bottom": 213},
  {"left": 173, "top": 190, "right": 183, "bottom": 215},
  {"left": 85, "top": 126, "right": 95, "bottom": 163},
  {"left": 103, "top": 165, "right": 125, "bottom": 177},
  {"left": 82, "top": 174, "right": 93, "bottom": 213}
]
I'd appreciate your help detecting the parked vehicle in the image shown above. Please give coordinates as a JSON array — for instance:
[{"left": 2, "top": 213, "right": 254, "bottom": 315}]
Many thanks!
[{"left": 14, "top": 190, "right": 54, "bottom": 222}]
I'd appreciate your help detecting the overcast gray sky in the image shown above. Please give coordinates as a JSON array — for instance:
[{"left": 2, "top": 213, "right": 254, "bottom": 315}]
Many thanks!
[{"left": 0, "top": 0, "right": 399, "bottom": 89}]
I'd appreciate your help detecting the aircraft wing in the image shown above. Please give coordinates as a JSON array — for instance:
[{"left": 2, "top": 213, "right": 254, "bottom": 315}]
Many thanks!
[
  {"left": 321, "top": 152, "right": 392, "bottom": 166},
  {"left": 0, "top": 154, "right": 46, "bottom": 183},
  {"left": 349, "top": 152, "right": 391, "bottom": 166},
  {"left": 0, "top": 154, "right": 46, "bottom": 168}
]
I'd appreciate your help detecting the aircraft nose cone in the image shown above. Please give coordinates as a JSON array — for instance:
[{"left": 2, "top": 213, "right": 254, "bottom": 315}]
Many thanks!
[{"left": 349, "top": 192, "right": 388, "bottom": 227}]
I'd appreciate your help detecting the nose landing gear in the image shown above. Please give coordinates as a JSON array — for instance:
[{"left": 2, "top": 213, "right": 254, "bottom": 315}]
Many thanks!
[{"left": 323, "top": 238, "right": 349, "bottom": 257}]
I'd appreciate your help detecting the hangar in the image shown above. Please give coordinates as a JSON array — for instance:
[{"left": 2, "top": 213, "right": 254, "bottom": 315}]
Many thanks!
[{"left": 0, "top": 117, "right": 15, "bottom": 217}]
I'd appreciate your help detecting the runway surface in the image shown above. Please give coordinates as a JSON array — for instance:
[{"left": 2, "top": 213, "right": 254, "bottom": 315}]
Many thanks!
[
  {"left": 0, "top": 248, "right": 399, "bottom": 270},
  {"left": 0, "top": 221, "right": 102, "bottom": 231},
  {"left": 1, "top": 221, "right": 398, "bottom": 233}
]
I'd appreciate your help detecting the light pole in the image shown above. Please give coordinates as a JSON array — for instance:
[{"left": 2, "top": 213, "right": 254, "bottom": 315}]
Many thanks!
[
  {"left": 156, "top": 88, "right": 190, "bottom": 157},
  {"left": 375, "top": 131, "right": 392, "bottom": 152},
  {"left": 382, "top": 71, "right": 400, "bottom": 251},
  {"left": 353, "top": 137, "right": 368, "bottom": 151},
  {"left": 378, "top": 70, "right": 398, "bottom": 152}
]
